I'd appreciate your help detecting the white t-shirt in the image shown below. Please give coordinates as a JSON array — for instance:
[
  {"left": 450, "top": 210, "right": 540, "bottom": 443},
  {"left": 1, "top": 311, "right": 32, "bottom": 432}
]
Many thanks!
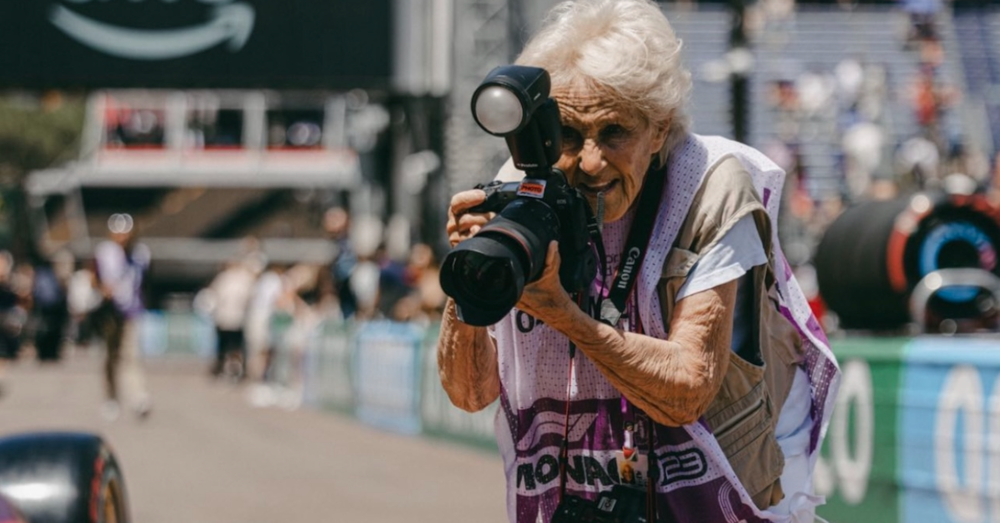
[{"left": 676, "top": 214, "right": 813, "bottom": 458}]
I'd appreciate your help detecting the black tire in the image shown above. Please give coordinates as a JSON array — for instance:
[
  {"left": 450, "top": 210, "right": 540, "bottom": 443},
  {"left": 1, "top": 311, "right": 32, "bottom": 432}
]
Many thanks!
[
  {"left": 816, "top": 191, "right": 1000, "bottom": 330},
  {"left": 815, "top": 197, "right": 912, "bottom": 329},
  {"left": 0, "top": 432, "right": 130, "bottom": 523}
]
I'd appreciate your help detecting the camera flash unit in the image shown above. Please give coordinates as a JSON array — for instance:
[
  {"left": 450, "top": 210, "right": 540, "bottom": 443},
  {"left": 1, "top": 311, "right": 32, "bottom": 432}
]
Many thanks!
[{"left": 471, "top": 65, "right": 551, "bottom": 136}]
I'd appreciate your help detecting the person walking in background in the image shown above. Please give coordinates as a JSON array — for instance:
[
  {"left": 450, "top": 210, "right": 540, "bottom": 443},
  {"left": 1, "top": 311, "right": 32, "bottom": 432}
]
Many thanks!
[
  {"left": 263, "top": 262, "right": 323, "bottom": 410},
  {"left": 93, "top": 213, "right": 152, "bottom": 421},
  {"left": 202, "top": 258, "right": 257, "bottom": 381},
  {"left": 323, "top": 207, "right": 358, "bottom": 320},
  {"left": 244, "top": 263, "right": 285, "bottom": 385}
]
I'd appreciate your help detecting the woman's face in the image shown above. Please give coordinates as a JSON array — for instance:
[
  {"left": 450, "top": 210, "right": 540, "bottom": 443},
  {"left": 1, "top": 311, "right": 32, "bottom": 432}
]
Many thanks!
[{"left": 552, "top": 83, "right": 669, "bottom": 223}]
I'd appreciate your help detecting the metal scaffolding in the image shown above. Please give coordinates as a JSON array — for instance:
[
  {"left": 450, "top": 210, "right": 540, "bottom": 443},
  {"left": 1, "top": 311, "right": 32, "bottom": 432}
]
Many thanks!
[{"left": 443, "top": 0, "right": 519, "bottom": 200}]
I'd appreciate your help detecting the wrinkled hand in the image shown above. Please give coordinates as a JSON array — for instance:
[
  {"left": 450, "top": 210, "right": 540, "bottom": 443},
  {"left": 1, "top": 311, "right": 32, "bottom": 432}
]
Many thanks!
[
  {"left": 515, "top": 241, "right": 575, "bottom": 324},
  {"left": 447, "top": 189, "right": 492, "bottom": 247}
]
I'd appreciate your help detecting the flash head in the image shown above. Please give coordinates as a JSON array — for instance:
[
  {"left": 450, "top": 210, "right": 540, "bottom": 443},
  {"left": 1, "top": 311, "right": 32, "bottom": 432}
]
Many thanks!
[{"left": 471, "top": 66, "right": 551, "bottom": 136}]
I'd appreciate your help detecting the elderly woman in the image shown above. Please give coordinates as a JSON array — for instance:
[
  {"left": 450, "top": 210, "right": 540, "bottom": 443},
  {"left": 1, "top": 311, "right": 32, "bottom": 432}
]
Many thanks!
[{"left": 438, "top": 1, "right": 840, "bottom": 522}]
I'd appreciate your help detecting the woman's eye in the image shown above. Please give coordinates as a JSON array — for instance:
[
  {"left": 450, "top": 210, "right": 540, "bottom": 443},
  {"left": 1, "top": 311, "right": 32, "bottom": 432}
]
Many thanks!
[
  {"left": 561, "top": 127, "right": 582, "bottom": 149},
  {"left": 600, "top": 124, "right": 629, "bottom": 142}
]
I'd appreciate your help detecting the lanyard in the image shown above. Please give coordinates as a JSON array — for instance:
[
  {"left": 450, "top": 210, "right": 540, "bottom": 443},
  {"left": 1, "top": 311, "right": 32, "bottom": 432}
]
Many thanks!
[
  {"left": 598, "top": 161, "right": 668, "bottom": 326},
  {"left": 557, "top": 283, "right": 660, "bottom": 520},
  {"left": 557, "top": 160, "right": 667, "bottom": 519}
]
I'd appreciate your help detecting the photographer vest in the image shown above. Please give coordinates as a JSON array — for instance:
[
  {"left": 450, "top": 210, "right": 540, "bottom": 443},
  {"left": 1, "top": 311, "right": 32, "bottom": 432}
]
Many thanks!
[
  {"left": 489, "top": 134, "right": 840, "bottom": 523},
  {"left": 659, "top": 154, "right": 799, "bottom": 508}
]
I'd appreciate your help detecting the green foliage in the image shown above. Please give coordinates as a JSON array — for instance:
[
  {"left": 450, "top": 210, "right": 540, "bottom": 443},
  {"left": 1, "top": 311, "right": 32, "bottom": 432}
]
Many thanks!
[{"left": 0, "top": 93, "right": 86, "bottom": 183}]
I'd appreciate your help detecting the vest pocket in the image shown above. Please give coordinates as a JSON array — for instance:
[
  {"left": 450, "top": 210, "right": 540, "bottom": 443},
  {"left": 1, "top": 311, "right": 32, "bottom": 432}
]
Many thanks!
[
  {"left": 712, "top": 396, "right": 764, "bottom": 441},
  {"left": 726, "top": 414, "right": 785, "bottom": 508},
  {"left": 705, "top": 355, "right": 784, "bottom": 507},
  {"left": 708, "top": 378, "right": 771, "bottom": 457}
]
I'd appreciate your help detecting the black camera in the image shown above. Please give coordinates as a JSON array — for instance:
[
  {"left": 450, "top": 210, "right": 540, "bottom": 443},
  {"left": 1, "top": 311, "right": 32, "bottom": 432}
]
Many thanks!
[
  {"left": 439, "top": 65, "right": 599, "bottom": 326},
  {"left": 550, "top": 486, "right": 649, "bottom": 523}
]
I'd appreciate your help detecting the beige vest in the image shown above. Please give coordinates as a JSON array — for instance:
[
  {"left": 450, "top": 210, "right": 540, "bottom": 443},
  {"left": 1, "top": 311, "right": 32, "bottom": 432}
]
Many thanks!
[{"left": 658, "top": 156, "right": 806, "bottom": 509}]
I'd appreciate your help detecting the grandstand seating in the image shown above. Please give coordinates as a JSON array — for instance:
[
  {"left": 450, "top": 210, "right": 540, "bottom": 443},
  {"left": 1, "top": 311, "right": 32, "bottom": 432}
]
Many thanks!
[
  {"left": 749, "top": 5, "right": 930, "bottom": 200},
  {"left": 952, "top": 6, "right": 1000, "bottom": 155},
  {"left": 661, "top": 4, "right": 733, "bottom": 139},
  {"left": 661, "top": 4, "right": 938, "bottom": 202}
]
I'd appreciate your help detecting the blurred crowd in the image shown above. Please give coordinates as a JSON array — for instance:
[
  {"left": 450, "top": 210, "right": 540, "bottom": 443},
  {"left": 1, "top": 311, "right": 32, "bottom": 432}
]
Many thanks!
[
  {"left": 0, "top": 243, "right": 94, "bottom": 400},
  {"left": 191, "top": 206, "right": 447, "bottom": 407},
  {"left": 0, "top": 205, "right": 448, "bottom": 413},
  {"left": 0, "top": 248, "right": 76, "bottom": 378}
]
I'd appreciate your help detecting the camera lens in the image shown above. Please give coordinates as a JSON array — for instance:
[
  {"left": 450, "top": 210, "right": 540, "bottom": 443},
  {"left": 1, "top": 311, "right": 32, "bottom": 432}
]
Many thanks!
[
  {"left": 440, "top": 199, "right": 560, "bottom": 326},
  {"left": 449, "top": 249, "right": 521, "bottom": 307},
  {"left": 440, "top": 234, "right": 527, "bottom": 326},
  {"left": 457, "top": 252, "right": 515, "bottom": 301}
]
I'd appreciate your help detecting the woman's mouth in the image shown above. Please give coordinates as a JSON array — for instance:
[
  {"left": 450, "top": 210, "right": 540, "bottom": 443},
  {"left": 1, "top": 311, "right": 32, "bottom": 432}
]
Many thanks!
[{"left": 578, "top": 180, "right": 618, "bottom": 195}]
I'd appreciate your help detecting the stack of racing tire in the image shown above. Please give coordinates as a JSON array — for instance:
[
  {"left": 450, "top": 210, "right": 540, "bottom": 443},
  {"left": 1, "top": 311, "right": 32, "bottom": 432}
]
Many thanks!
[
  {"left": 0, "top": 432, "right": 129, "bottom": 523},
  {"left": 815, "top": 189, "right": 1000, "bottom": 333}
]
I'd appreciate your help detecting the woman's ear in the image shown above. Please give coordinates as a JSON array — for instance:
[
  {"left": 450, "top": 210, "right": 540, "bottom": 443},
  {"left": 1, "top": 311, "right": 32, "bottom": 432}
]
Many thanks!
[
  {"left": 649, "top": 119, "right": 670, "bottom": 155},
  {"left": 648, "top": 119, "right": 671, "bottom": 166}
]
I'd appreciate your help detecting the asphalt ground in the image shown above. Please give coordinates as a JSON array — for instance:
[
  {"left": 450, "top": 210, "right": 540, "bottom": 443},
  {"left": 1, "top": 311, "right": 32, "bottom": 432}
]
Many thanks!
[{"left": 0, "top": 347, "right": 508, "bottom": 523}]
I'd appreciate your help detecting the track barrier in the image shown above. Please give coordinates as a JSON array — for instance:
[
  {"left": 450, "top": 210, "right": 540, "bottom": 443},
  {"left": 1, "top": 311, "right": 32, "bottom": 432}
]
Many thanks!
[{"left": 137, "top": 311, "right": 1000, "bottom": 522}]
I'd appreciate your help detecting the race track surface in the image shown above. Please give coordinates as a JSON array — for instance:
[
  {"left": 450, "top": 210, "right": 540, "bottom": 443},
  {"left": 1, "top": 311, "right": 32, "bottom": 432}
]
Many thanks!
[{"left": 0, "top": 348, "right": 507, "bottom": 523}]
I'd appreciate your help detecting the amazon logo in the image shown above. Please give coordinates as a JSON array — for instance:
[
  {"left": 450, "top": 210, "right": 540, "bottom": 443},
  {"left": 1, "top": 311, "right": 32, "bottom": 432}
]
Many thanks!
[{"left": 48, "top": 0, "right": 255, "bottom": 61}]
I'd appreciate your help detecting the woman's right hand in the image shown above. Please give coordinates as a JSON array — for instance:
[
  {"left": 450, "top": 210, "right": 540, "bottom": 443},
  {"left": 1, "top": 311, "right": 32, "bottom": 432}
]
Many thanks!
[{"left": 446, "top": 189, "right": 493, "bottom": 247}]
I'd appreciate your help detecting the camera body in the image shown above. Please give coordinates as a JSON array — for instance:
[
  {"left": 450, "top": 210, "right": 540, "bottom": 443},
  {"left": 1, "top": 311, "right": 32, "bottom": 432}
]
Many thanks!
[
  {"left": 438, "top": 65, "right": 599, "bottom": 326},
  {"left": 468, "top": 174, "right": 597, "bottom": 299},
  {"left": 550, "top": 486, "right": 649, "bottom": 523}
]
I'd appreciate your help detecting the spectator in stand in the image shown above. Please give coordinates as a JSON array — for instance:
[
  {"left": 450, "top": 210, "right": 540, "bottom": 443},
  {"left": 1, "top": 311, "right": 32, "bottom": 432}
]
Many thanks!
[
  {"left": 752, "top": 0, "right": 796, "bottom": 47},
  {"left": 93, "top": 213, "right": 152, "bottom": 420},
  {"left": 901, "top": 0, "right": 944, "bottom": 65},
  {"left": 842, "top": 121, "right": 886, "bottom": 200},
  {"left": 768, "top": 77, "right": 800, "bottom": 143},
  {"left": 987, "top": 152, "right": 1000, "bottom": 209},
  {"left": 909, "top": 63, "right": 959, "bottom": 153},
  {"left": 896, "top": 134, "right": 942, "bottom": 190}
]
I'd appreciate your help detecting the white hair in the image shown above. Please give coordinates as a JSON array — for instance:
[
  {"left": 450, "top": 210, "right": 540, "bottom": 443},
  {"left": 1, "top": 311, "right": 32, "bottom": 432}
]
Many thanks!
[{"left": 515, "top": 0, "right": 693, "bottom": 165}]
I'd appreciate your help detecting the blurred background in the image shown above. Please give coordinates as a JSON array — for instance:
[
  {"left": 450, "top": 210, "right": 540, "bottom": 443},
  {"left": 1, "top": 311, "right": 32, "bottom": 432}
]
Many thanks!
[{"left": 1, "top": 0, "right": 1000, "bottom": 522}]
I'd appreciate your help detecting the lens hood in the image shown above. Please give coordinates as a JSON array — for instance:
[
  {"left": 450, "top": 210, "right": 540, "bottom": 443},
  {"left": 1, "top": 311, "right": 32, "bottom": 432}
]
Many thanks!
[{"left": 440, "top": 234, "right": 528, "bottom": 326}]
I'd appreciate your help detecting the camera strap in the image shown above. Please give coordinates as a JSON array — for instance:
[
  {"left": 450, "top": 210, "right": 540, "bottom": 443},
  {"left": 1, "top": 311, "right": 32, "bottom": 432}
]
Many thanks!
[
  {"left": 557, "top": 156, "right": 666, "bottom": 514},
  {"left": 599, "top": 162, "right": 668, "bottom": 326},
  {"left": 628, "top": 308, "right": 659, "bottom": 523},
  {"left": 557, "top": 286, "right": 659, "bottom": 521}
]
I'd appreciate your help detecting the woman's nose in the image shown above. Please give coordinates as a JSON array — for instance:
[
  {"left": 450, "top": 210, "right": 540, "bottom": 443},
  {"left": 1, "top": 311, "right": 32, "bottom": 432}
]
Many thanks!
[{"left": 578, "top": 140, "right": 605, "bottom": 175}]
